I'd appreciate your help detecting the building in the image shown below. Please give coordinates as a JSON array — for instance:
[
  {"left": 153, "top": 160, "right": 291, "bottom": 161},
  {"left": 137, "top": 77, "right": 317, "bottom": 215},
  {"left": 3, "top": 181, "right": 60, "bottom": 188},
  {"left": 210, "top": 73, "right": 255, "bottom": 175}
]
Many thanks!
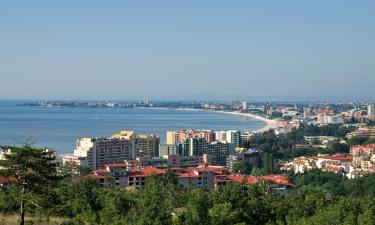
[
  {"left": 347, "top": 126, "right": 375, "bottom": 139},
  {"left": 70, "top": 131, "right": 160, "bottom": 170},
  {"left": 167, "top": 130, "right": 215, "bottom": 144},
  {"left": 215, "top": 130, "right": 241, "bottom": 147},
  {"left": 62, "top": 155, "right": 88, "bottom": 168},
  {"left": 73, "top": 138, "right": 94, "bottom": 157},
  {"left": 368, "top": 103, "right": 375, "bottom": 117},
  {"left": 87, "top": 137, "right": 135, "bottom": 170},
  {"left": 87, "top": 164, "right": 293, "bottom": 193},
  {"left": 242, "top": 101, "right": 247, "bottom": 110},
  {"left": 159, "top": 144, "right": 181, "bottom": 157},
  {"left": 134, "top": 134, "right": 160, "bottom": 157},
  {"left": 215, "top": 131, "right": 227, "bottom": 142},
  {"left": 205, "top": 141, "right": 235, "bottom": 165},
  {"left": 303, "top": 108, "right": 311, "bottom": 119},
  {"left": 166, "top": 131, "right": 182, "bottom": 145},
  {"left": 226, "top": 130, "right": 241, "bottom": 147}
]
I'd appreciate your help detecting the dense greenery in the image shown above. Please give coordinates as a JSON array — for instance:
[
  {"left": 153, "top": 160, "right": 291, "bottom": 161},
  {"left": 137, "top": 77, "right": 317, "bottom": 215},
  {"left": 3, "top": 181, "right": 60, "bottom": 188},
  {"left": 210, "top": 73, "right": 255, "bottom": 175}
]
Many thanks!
[
  {"left": 2, "top": 170, "right": 375, "bottom": 225},
  {"left": 0, "top": 146, "right": 61, "bottom": 225}
]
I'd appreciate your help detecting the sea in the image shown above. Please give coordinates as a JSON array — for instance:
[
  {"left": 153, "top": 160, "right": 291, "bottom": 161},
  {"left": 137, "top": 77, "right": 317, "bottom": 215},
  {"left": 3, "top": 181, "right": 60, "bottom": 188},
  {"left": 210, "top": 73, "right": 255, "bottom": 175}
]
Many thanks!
[{"left": 0, "top": 100, "right": 265, "bottom": 154}]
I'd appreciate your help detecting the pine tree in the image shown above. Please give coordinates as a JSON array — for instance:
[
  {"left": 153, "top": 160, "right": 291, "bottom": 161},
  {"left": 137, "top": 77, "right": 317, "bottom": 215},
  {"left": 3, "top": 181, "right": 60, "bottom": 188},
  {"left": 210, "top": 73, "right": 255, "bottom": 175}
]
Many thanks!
[{"left": 0, "top": 146, "right": 61, "bottom": 225}]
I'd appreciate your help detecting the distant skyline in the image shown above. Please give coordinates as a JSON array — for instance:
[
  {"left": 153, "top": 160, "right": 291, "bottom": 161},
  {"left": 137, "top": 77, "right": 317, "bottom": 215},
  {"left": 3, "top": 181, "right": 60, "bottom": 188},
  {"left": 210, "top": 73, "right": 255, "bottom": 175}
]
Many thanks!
[{"left": 1, "top": 1, "right": 374, "bottom": 101}]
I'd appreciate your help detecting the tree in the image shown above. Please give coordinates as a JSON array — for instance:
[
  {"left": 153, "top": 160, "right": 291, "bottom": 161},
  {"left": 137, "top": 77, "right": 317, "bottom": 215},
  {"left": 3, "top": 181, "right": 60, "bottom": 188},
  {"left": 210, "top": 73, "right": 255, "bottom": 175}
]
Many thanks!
[
  {"left": 0, "top": 146, "right": 61, "bottom": 225},
  {"left": 140, "top": 175, "right": 173, "bottom": 225},
  {"left": 232, "top": 160, "right": 252, "bottom": 175}
]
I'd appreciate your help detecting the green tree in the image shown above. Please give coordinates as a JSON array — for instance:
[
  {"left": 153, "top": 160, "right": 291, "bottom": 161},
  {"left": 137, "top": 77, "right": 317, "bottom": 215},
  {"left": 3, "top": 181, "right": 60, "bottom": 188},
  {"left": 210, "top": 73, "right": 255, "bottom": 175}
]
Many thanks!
[
  {"left": 0, "top": 146, "right": 61, "bottom": 225},
  {"left": 232, "top": 160, "right": 252, "bottom": 175},
  {"left": 140, "top": 175, "right": 173, "bottom": 225}
]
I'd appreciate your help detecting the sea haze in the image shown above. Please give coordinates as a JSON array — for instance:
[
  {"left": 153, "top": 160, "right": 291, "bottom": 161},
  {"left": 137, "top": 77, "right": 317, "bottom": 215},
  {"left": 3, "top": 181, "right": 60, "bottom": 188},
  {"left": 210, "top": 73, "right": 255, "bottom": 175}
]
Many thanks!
[{"left": 0, "top": 101, "right": 265, "bottom": 154}]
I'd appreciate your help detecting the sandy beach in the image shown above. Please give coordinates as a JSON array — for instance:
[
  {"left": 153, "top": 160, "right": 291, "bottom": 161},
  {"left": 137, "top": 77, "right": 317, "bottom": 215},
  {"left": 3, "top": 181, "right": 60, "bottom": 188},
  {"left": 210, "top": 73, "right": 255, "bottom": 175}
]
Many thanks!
[
  {"left": 212, "top": 110, "right": 278, "bottom": 133},
  {"left": 154, "top": 107, "right": 277, "bottom": 133}
]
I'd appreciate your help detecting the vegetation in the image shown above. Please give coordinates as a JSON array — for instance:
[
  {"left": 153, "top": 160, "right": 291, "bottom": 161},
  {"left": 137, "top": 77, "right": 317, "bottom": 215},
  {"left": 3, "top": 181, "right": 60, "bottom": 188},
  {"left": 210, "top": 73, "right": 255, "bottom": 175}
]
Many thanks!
[
  {"left": 3, "top": 170, "right": 375, "bottom": 225},
  {"left": 0, "top": 146, "right": 61, "bottom": 225},
  {"left": 2, "top": 140, "right": 375, "bottom": 224}
]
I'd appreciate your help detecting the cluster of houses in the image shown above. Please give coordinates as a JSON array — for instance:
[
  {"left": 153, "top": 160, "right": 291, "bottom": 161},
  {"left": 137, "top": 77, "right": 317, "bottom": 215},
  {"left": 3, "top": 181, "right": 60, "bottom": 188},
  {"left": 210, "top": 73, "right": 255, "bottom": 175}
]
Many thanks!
[
  {"left": 87, "top": 164, "right": 294, "bottom": 194},
  {"left": 281, "top": 144, "right": 375, "bottom": 178}
]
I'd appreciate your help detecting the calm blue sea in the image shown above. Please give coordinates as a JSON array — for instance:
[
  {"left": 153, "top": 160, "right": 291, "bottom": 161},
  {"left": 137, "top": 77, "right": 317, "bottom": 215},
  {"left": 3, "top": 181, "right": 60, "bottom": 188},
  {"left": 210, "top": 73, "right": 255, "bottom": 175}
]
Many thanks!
[{"left": 0, "top": 101, "right": 265, "bottom": 154}]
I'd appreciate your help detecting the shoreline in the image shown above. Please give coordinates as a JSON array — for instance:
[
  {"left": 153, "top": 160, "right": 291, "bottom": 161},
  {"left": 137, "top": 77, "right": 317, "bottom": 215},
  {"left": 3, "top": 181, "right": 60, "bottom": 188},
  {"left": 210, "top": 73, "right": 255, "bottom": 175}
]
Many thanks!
[
  {"left": 209, "top": 110, "right": 278, "bottom": 133},
  {"left": 172, "top": 108, "right": 278, "bottom": 132}
]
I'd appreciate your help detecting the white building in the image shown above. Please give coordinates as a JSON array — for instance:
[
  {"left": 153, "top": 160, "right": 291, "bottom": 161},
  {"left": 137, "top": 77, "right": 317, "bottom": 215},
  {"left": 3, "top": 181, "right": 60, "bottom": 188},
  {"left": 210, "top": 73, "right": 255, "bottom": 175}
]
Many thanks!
[
  {"left": 73, "top": 138, "right": 94, "bottom": 157},
  {"left": 368, "top": 103, "right": 375, "bottom": 117},
  {"left": 242, "top": 101, "right": 247, "bottom": 110}
]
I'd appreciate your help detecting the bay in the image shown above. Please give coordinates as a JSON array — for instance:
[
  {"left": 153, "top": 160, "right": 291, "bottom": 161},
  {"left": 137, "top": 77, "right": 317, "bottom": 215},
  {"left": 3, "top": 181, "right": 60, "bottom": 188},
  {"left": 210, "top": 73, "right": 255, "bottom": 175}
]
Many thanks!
[{"left": 0, "top": 101, "right": 265, "bottom": 154}]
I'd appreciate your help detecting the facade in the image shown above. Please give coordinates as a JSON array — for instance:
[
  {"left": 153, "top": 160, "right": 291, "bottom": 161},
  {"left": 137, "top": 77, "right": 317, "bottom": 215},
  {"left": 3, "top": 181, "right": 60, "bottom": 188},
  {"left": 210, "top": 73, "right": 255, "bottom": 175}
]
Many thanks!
[
  {"left": 87, "top": 164, "right": 293, "bottom": 193},
  {"left": 62, "top": 154, "right": 88, "bottom": 168},
  {"left": 368, "top": 103, "right": 375, "bottom": 117},
  {"left": 73, "top": 138, "right": 94, "bottom": 157},
  {"left": 134, "top": 134, "right": 160, "bottom": 157},
  {"left": 69, "top": 131, "right": 160, "bottom": 170},
  {"left": 159, "top": 144, "right": 181, "bottom": 157},
  {"left": 167, "top": 130, "right": 214, "bottom": 144},
  {"left": 87, "top": 137, "right": 135, "bottom": 170},
  {"left": 215, "top": 130, "right": 241, "bottom": 147},
  {"left": 242, "top": 101, "right": 247, "bottom": 110},
  {"left": 347, "top": 126, "right": 375, "bottom": 139}
]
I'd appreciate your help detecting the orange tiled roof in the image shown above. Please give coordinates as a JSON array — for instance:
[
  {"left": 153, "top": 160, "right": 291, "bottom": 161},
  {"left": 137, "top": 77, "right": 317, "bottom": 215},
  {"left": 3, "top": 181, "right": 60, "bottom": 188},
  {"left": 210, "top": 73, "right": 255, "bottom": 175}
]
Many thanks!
[
  {"left": 105, "top": 163, "right": 128, "bottom": 167},
  {"left": 258, "top": 174, "right": 294, "bottom": 187},
  {"left": 129, "top": 167, "right": 166, "bottom": 177},
  {"left": 0, "top": 176, "right": 16, "bottom": 184}
]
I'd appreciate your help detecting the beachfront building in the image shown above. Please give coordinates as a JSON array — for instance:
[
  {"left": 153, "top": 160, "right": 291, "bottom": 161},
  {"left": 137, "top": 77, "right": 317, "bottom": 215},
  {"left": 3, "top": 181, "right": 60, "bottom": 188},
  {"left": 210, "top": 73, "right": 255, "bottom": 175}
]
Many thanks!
[
  {"left": 69, "top": 131, "right": 160, "bottom": 170},
  {"left": 161, "top": 134, "right": 235, "bottom": 166},
  {"left": 242, "top": 101, "right": 247, "bottom": 110},
  {"left": 214, "top": 130, "right": 241, "bottom": 147},
  {"left": 166, "top": 130, "right": 215, "bottom": 145}
]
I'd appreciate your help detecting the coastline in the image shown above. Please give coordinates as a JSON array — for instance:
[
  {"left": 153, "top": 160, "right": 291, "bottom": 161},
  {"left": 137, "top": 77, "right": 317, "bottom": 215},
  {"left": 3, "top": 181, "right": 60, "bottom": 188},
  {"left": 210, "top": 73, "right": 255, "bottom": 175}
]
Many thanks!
[
  {"left": 173, "top": 108, "right": 277, "bottom": 133},
  {"left": 211, "top": 110, "right": 278, "bottom": 133}
]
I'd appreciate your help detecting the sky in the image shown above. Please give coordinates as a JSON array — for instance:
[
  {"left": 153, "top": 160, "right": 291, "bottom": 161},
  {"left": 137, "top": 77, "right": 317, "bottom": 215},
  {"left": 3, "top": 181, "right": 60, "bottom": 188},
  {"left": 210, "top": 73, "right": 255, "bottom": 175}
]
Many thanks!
[{"left": 0, "top": 1, "right": 374, "bottom": 101}]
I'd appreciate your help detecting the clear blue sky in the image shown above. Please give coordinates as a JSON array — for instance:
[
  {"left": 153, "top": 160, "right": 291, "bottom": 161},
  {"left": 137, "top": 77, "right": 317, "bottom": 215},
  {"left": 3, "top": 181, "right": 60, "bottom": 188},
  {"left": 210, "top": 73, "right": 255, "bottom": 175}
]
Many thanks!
[{"left": 1, "top": 1, "right": 374, "bottom": 101}]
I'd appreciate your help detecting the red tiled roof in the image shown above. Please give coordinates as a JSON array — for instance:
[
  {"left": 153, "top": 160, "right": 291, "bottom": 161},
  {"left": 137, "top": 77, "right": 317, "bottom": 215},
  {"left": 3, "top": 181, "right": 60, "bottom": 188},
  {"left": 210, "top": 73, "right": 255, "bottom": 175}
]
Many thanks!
[
  {"left": 0, "top": 177, "right": 16, "bottom": 184},
  {"left": 176, "top": 173, "right": 203, "bottom": 178},
  {"left": 322, "top": 166, "right": 342, "bottom": 173},
  {"left": 258, "top": 174, "right": 294, "bottom": 187},
  {"left": 94, "top": 168, "right": 109, "bottom": 174},
  {"left": 105, "top": 163, "right": 128, "bottom": 167},
  {"left": 129, "top": 167, "right": 166, "bottom": 177},
  {"left": 195, "top": 166, "right": 230, "bottom": 173},
  {"left": 311, "top": 153, "right": 352, "bottom": 161}
]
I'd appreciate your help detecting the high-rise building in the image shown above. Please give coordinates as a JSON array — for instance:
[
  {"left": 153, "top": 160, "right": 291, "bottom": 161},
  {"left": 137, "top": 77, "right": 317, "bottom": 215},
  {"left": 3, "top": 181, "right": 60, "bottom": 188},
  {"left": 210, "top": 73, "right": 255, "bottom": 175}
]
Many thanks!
[
  {"left": 368, "top": 103, "right": 375, "bottom": 117},
  {"left": 86, "top": 137, "right": 135, "bottom": 170},
  {"left": 159, "top": 144, "right": 182, "bottom": 157},
  {"left": 215, "top": 131, "right": 227, "bottom": 142},
  {"left": 204, "top": 141, "right": 235, "bottom": 165},
  {"left": 215, "top": 130, "right": 241, "bottom": 147},
  {"left": 167, "top": 130, "right": 214, "bottom": 144},
  {"left": 226, "top": 130, "right": 241, "bottom": 147},
  {"left": 242, "top": 101, "right": 247, "bottom": 110},
  {"left": 74, "top": 138, "right": 94, "bottom": 157},
  {"left": 134, "top": 134, "right": 160, "bottom": 157},
  {"left": 74, "top": 131, "right": 159, "bottom": 170}
]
